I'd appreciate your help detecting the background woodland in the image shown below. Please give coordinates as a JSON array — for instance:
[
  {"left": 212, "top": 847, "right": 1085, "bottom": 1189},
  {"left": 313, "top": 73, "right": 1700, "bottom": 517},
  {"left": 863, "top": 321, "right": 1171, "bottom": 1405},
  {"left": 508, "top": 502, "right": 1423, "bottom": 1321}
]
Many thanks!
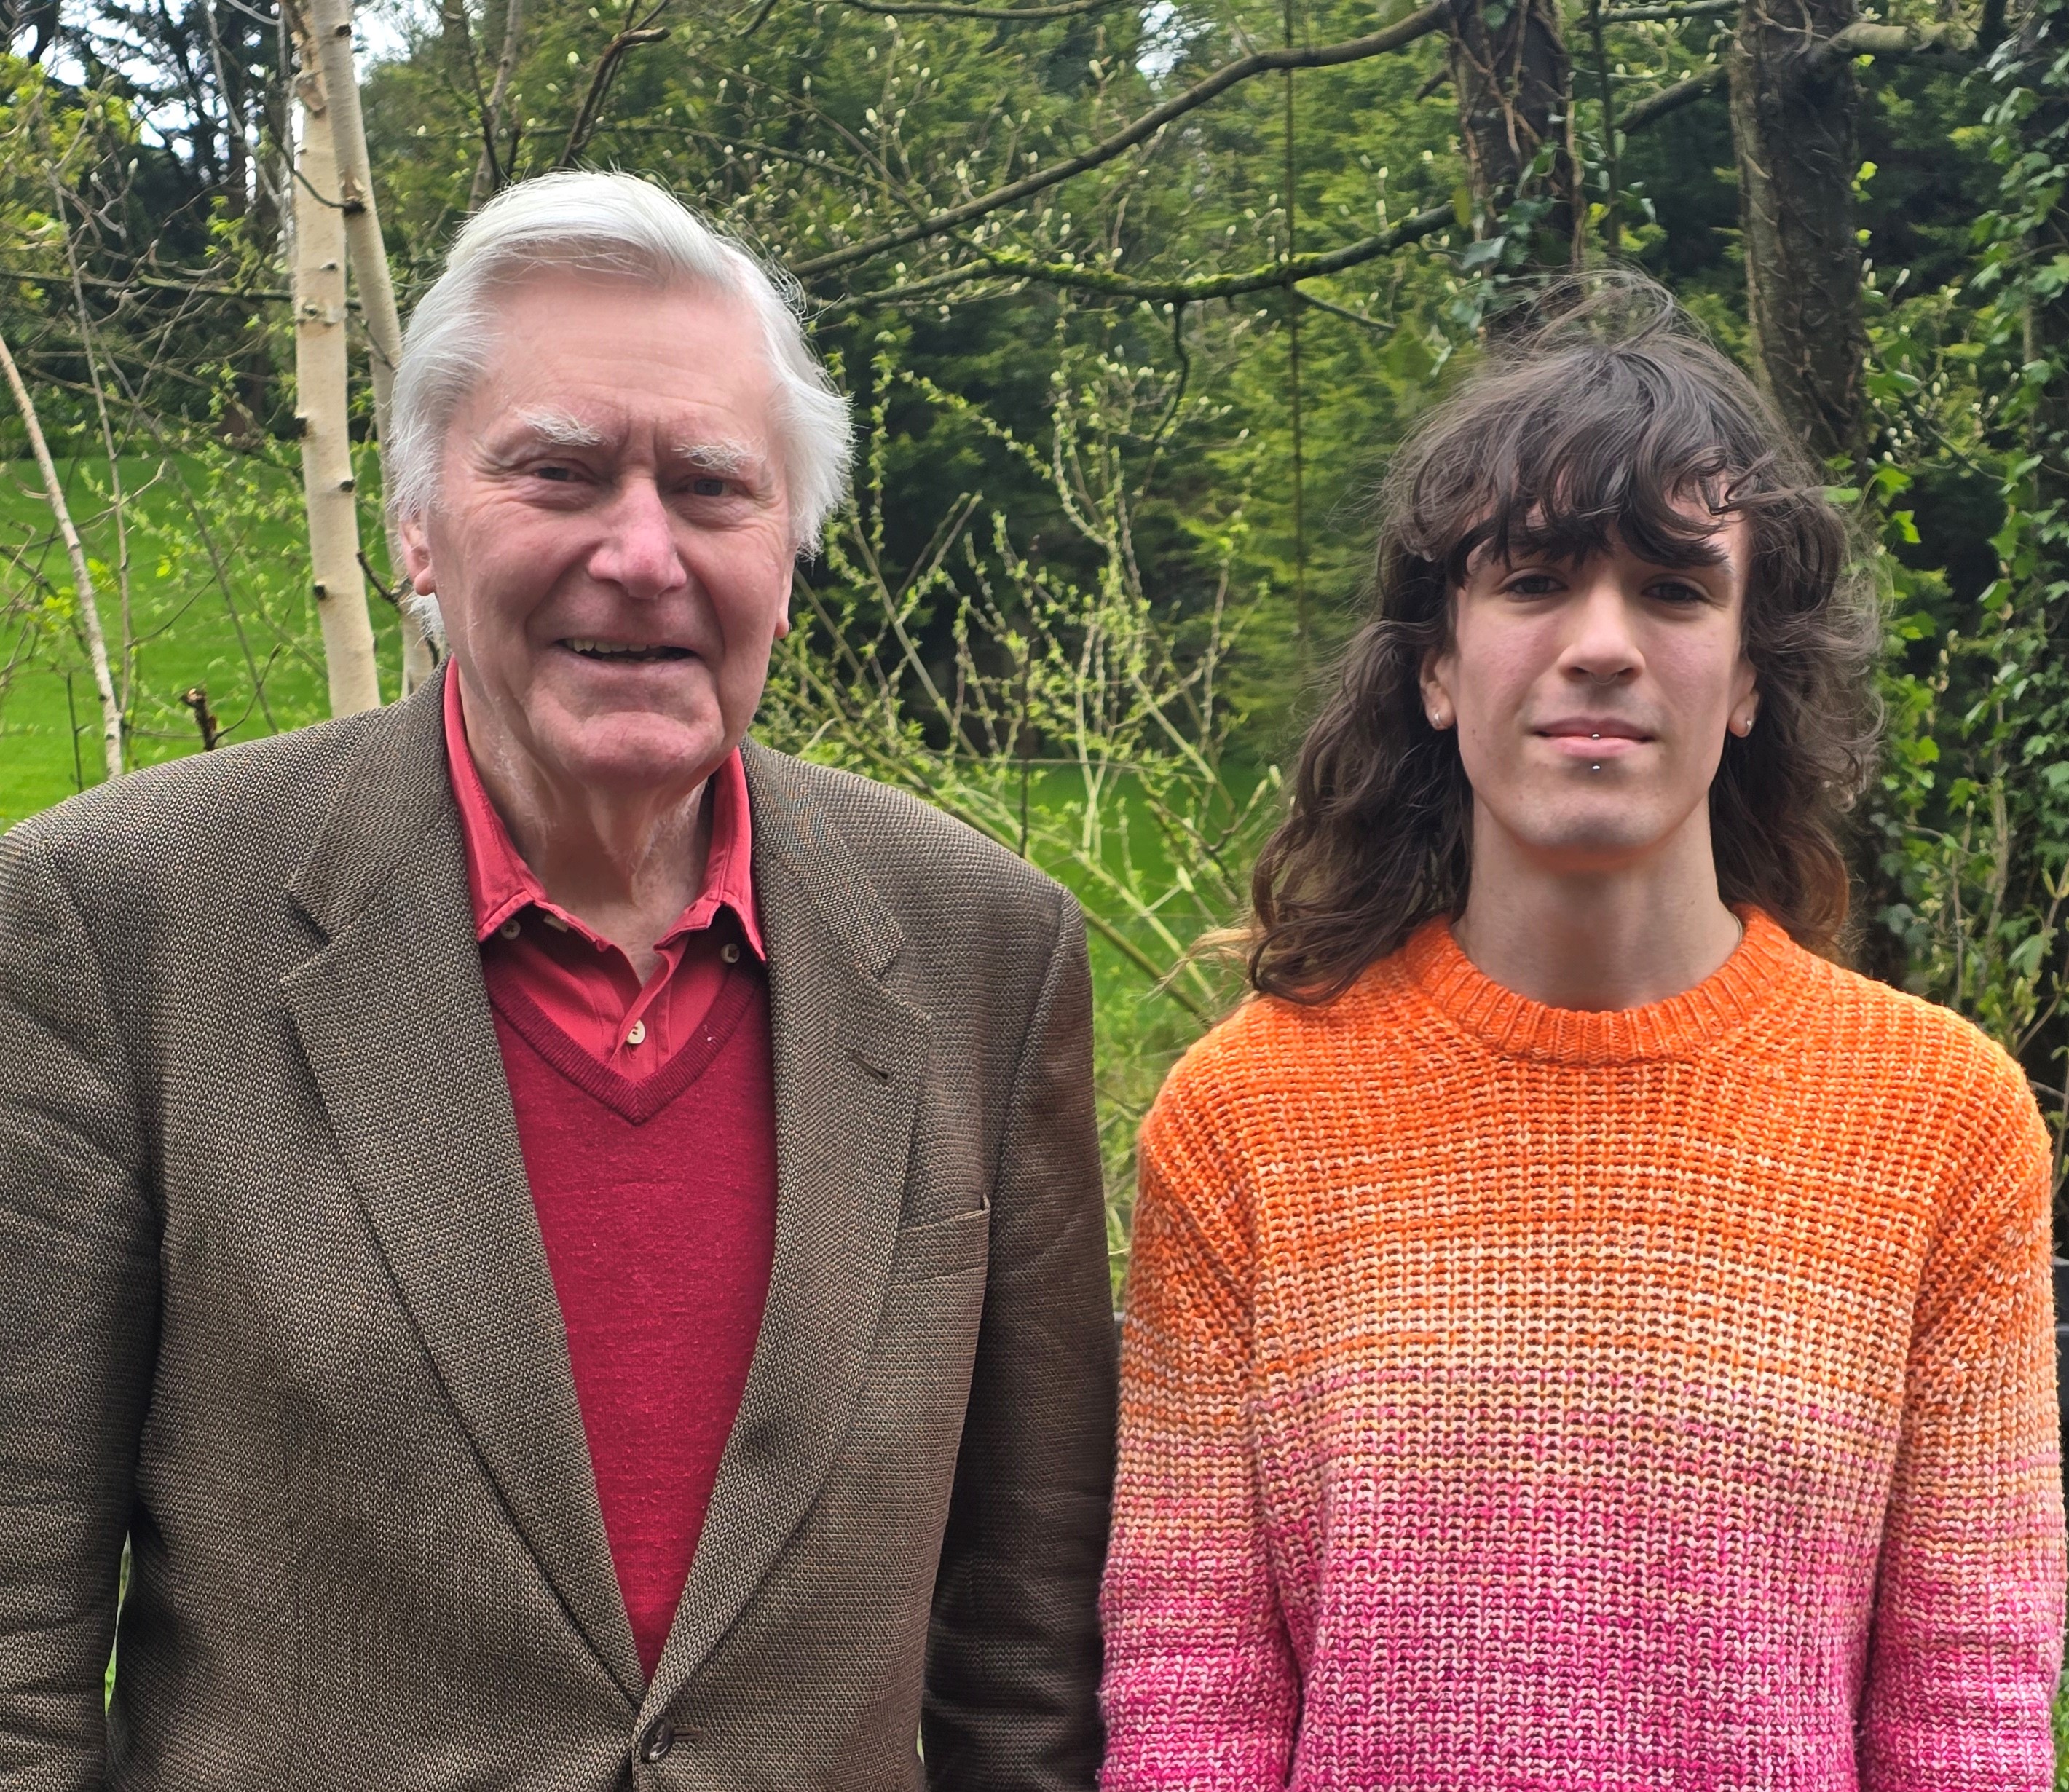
[{"left": 1, "top": 0, "right": 2068, "bottom": 1300}]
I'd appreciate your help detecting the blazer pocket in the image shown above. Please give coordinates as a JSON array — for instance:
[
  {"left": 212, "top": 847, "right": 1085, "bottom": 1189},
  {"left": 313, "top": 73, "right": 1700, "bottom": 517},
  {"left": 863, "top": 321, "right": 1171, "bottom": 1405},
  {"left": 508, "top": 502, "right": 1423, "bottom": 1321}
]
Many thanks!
[{"left": 888, "top": 1204, "right": 991, "bottom": 1284}]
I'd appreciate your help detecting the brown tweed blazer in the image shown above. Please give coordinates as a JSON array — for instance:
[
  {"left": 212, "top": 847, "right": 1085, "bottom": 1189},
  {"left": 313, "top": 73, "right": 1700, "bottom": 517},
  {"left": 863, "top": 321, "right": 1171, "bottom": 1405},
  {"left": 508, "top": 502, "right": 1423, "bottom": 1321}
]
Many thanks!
[{"left": 0, "top": 674, "right": 1115, "bottom": 1792}]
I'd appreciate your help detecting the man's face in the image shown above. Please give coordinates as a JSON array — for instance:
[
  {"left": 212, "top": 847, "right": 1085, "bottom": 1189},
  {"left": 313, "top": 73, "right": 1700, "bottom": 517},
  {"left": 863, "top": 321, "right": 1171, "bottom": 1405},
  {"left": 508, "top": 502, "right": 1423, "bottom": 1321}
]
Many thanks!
[
  {"left": 401, "top": 271, "right": 796, "bottom": 802},
  {"left": 1422, "top": 513, "right": 1757, "bottom": 877}
]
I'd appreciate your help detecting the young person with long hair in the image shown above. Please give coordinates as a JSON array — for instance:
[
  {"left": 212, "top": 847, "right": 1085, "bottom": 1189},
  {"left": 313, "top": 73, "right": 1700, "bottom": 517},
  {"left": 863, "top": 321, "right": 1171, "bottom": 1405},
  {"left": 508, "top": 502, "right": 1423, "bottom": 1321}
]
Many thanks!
[{"left": 1100, "top": 287, "right": 2065, "bottom": 1788}]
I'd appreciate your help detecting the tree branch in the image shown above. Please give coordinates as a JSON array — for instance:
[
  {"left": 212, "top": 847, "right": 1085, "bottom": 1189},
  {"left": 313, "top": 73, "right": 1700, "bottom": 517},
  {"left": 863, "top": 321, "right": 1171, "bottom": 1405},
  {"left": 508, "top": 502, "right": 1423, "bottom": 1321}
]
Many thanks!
[
  {"left": 835, "top": 0, "right": 1122, "bottom": 18},
  {"left": 792, "top": 0, "right": 1449, "bottom": 278},
  {"left": 470, "top": 0, "right": 527, "bottom": 207},
  {"left": 977, "top": 202, "right": 1454, "bottom": 300},
  {"left": 1615, "top": 59, "right": 1725, "bottom": 130},
  {"left": 1807, "top": 15, "right": 1972, "bottom": 73},
  {"left": 1600, "top": 0, "right": 1735, "bottom": 20},
  {"left": 559, "top": 23, "right": 671, "bottom": 167},
  {"left": 0, "top": 263, "right": 312, "bottom": 303}
]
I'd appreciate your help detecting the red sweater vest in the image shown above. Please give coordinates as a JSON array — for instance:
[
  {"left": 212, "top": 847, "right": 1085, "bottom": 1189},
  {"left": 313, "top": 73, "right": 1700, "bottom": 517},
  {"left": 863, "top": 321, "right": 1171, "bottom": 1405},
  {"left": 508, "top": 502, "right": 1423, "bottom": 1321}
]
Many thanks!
[{"left": 486, "top": 954, "right": 777, "bottom": 1680}]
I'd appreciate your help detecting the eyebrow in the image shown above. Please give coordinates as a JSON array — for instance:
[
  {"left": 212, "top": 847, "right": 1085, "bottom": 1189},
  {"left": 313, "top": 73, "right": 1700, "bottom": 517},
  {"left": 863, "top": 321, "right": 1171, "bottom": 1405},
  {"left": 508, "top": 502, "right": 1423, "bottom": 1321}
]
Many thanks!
[
  {"left": 511, "top": 408, "right": 606, "bottom": 450},
  {"left": 669, "top": 439, "right": 760, "bottom": 478}
]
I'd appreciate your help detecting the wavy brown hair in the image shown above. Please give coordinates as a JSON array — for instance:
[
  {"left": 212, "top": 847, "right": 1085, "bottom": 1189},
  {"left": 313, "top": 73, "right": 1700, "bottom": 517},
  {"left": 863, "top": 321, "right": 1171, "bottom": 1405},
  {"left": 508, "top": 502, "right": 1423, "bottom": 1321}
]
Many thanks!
[{"left": 1249, "top": 280, "right": 1883, "bottom": 1003}]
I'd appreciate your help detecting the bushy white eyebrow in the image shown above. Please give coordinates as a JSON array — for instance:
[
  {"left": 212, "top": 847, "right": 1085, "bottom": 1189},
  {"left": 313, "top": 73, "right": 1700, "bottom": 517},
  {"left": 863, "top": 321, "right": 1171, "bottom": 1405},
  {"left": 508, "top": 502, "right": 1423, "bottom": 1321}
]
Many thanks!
[
  {"left": 513, "top": 408, "right": 606, "bottom": 449},
  {"left": 669, "top": 438, "right": 757, "bottom": 477}
]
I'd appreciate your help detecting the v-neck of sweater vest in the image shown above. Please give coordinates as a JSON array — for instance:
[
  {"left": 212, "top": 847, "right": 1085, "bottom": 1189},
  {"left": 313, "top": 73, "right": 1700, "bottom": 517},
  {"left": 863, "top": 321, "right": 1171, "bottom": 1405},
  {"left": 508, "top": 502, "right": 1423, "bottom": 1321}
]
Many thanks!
[
  {"left": 1396, "top": 904, "right": 1805, "bottom": 1066},
  {"left": 485, "top": 958, "right": 760, "bottom": 1124}
]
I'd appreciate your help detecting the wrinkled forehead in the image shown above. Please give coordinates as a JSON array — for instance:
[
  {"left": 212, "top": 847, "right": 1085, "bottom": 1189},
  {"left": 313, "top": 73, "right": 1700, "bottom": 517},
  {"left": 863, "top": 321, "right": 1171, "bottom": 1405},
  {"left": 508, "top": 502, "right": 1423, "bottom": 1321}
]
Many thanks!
[{"left": 451, "top": 269, "right": 781, "bottom": 443}]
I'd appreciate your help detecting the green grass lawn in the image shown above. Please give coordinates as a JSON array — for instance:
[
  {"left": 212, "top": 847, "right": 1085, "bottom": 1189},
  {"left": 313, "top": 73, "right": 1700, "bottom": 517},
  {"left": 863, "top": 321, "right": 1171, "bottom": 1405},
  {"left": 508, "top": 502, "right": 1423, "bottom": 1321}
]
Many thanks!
[
  {"left": 0, "top": 450, "right": 1220, "bottom": 1271},
  {"left": 0, "top": 451, "right": 409, "bottom": 827}
]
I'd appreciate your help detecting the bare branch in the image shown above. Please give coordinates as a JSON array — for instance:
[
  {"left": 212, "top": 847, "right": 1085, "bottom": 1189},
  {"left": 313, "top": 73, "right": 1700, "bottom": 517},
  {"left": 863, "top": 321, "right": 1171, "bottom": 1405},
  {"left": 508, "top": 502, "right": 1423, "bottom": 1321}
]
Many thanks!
[
  {"left": 1808, "top": 15, "right": 1972, "bottom": 71},
  {"left": 792, "top": 0, "right": 1450, "bottom": 278},
  {"left": 1615, "top": 60, "right": 1724, "bottom": 130},
  {"left": 559, "top": 23, "right": 671, "bottom": 167},
  {"left": 978, "top": 202, "right": 1454, "bottom": 301},
  {"left": 1600, "top": 0, "right": 1735, "bottom": 20},
  {"left": 0, "top": 323, "right": 123, "bottom": 780},
  {"left": 470, "top": 0, "right": 527, "bottom": 208},
  {"left": 835, "top": 0, "right": 1121, "bottom": 19},
  {"left": 0, "top": 263, "right": 304, "bottom": 303}
]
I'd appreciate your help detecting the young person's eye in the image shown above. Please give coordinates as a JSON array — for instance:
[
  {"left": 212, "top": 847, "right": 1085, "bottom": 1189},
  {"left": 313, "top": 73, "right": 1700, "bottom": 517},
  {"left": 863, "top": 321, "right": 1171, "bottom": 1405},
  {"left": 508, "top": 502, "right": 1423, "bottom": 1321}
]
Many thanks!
[
  {"left": 1649, "top": 577, "right": 1711, "bottom": 606},
  {"left": 1504, "top": 572, "right": 1563, "bottom": 598}
]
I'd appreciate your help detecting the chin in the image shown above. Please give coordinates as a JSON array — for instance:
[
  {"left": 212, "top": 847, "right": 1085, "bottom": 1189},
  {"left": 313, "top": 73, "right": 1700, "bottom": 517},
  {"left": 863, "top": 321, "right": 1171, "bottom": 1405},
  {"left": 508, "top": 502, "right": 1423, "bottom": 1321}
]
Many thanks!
[
  {"left": 545, "top": 717, "right": 729, "bottom": 795},
  {"left": 1509, "top": 799, "right": 1671, "bottom": 867}
]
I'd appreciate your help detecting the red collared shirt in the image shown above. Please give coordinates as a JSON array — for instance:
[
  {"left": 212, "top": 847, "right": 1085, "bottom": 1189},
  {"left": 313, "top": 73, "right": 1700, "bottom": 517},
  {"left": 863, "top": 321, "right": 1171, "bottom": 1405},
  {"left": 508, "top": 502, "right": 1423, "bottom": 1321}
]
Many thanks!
[{"left": 442, "top": 669, "right": 765, "bottom": 1078}]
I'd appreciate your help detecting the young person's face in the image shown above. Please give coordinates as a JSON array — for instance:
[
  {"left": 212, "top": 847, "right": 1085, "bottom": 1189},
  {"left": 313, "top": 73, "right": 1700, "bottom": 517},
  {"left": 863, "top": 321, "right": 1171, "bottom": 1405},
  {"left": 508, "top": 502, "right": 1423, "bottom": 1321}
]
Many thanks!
[{"left": 1420, "top": 512, "right": 1758, "bottom": 878}]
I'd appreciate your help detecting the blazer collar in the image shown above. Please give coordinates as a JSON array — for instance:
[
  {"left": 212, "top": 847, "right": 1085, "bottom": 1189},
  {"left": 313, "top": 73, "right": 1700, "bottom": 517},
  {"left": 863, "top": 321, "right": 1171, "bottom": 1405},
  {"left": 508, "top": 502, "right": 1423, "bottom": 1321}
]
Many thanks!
[
  {"left": 283, "top": 679, "right": 928, "bottom": 1715},
  {"left": 283, "top": 669, "right": 644, "bottom": 1702},
  {"left": 639, "top": 738, "right": 928, "bottom": 1711}
]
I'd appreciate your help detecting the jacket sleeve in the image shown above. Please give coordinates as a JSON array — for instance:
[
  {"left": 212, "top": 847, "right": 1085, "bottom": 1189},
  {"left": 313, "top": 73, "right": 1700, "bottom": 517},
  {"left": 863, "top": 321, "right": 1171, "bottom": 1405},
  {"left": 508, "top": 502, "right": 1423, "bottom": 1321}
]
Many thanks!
[
  {"left": 1098, "top": 1057, "right": 1298, "bottom": 1791},
  {"left": 923, "top": 890, "right": 1117, "bottom": 1792},
  {"left": 1858, "top": 1051, "right": 2066, "bottom": 1791},
  {"left": 0, "top": 826, "right": 158, "bottom": 1791}
]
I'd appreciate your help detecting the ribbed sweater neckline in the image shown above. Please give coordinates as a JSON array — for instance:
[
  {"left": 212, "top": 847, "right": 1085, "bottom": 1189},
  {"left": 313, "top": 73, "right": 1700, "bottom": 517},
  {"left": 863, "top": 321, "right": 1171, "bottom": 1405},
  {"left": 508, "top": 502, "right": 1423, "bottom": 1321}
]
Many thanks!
[{"left": 1399, "top": 906, "right": 1805, "bottom": 1065}]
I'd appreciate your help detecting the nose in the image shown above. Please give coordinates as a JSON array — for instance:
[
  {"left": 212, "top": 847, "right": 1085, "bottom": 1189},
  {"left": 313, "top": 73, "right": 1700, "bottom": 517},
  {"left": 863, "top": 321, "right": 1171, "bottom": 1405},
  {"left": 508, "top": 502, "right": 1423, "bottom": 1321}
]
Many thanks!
[
  {"left": 588, "top": 475, "right": 689, "bottom": 601},
  {"left": 1557, "top": 570, "right": 1643, "bottom": 685}
]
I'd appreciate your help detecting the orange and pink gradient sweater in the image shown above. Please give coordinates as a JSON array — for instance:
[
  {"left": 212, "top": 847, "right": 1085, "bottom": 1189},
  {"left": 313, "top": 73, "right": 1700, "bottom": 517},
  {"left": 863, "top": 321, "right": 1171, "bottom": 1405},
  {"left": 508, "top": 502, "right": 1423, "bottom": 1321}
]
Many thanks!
[{"left": 1101, "top": 911, "right": 2065, "bottom": 1790}]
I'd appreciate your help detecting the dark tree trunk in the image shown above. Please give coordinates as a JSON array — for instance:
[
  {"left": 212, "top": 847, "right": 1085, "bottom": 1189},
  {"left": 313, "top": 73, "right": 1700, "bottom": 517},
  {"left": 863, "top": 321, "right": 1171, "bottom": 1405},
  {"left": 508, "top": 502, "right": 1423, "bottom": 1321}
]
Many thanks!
[
  {"left": 1728, "top": 0, "right": 1867, "bottom": 465},
  {"left": 2018, "top": 0, "right": 2069, "bottom": 521},
  {"left": 1446, "top": 0, "right": 1583, "bottom": 277}
]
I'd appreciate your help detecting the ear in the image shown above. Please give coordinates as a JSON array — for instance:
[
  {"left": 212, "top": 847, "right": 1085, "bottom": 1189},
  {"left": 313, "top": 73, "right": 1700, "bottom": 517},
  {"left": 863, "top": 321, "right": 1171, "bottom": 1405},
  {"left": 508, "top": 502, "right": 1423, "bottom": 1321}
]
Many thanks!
[
  {"left": 1420, "top": 646, "right": 1457, "bottom": 732},
  {"left": 773, "top": 564, "right": 795, "bottom": 642},
  {"left": 1727, "top": 655, "right": 1758, "bottom": 737},
  {"left": 399, "top": 514, "right": 436, "bottom": 596}
]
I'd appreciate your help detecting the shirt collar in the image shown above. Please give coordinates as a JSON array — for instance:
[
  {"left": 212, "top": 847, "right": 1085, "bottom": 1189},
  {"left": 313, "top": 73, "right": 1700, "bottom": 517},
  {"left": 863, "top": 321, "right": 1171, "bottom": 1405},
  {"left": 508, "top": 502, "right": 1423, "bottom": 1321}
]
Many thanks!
[{"left": 441, "top": 666, "right": 765, "bottom": 959}]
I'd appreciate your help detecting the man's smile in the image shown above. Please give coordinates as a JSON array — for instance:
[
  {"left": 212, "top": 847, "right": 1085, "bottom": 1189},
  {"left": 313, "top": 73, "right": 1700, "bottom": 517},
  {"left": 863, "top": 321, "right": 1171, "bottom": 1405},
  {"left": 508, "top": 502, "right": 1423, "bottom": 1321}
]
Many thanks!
[{"left": 557, "top": 637, "right": 696, "bottom": 663}]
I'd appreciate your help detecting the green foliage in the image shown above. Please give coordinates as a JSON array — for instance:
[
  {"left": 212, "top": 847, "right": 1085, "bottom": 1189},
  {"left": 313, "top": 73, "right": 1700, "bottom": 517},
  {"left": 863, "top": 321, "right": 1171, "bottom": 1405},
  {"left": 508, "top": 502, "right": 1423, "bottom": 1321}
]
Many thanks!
[
  {"left": 5, "top": 0, "right": 2069, "bottom": 1244},
  {"left": 755, "top": 329, "right": 1269, "bottom": 1255},
  {"left": 1866, "top": 0, "right": 2069, "bottom": 1196}
]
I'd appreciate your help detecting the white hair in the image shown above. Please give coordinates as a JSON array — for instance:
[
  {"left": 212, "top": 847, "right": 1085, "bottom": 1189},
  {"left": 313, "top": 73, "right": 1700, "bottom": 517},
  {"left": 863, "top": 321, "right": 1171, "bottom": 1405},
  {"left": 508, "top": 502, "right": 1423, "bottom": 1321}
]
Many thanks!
[{"left": 388, "top": 171, "right": 851, "bottom": 597}]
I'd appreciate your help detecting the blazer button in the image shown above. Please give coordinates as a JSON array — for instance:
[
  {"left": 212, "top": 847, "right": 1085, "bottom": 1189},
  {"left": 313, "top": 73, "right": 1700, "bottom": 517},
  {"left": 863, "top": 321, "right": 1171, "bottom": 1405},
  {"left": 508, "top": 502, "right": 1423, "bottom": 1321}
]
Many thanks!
[{"left": 639, "top": 1720, "right": 674, "bottom": 1763}]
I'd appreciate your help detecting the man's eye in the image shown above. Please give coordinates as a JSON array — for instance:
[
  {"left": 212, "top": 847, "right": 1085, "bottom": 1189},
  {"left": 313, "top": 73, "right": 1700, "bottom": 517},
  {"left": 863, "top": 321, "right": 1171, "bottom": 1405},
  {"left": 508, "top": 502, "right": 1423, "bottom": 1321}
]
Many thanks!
[
  {"left": 532, "top": 464, "right": 577, "bottom": 483},
  {"left": 690, "top": 475, "right": 729, "bottom": 497},
  {"left": 1506, "top": 573, "right": 1561, "bottom": 597}
]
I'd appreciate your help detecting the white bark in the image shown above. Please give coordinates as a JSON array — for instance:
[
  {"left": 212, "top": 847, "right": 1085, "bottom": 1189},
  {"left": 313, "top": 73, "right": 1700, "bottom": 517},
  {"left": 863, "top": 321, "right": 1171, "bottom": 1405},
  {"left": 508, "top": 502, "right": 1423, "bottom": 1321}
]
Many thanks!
[
  {"left": 308, "top": 0, "right": 438, "bottom": 694},
  {"left": 0, "top": 324, "right": 123, "bottom": 782},
  {"left": 292, "top": 52, "right": 383, "bottom": 716}
]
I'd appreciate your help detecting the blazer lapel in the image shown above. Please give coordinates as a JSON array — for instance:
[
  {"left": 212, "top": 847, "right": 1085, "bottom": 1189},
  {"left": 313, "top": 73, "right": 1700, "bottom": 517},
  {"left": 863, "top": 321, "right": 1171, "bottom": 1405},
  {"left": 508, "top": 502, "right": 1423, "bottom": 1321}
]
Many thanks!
[
  {"left": 643, "top": 742, "right": 929, "bottom": 1709},
  {"left": 280, "top": 676, "right": 643, "bottom": 1705}
]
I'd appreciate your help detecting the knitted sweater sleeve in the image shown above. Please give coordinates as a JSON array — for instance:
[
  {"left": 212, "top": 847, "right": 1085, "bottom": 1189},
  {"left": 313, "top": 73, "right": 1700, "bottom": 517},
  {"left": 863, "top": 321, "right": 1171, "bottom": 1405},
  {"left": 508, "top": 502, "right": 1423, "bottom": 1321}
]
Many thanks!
[
  {"left": 1858, "top": 1048, "right": 2067, "bottom": 1791},
  {"left": 1099, "top": 1062, "right": 1300, "bottom": 1791}
]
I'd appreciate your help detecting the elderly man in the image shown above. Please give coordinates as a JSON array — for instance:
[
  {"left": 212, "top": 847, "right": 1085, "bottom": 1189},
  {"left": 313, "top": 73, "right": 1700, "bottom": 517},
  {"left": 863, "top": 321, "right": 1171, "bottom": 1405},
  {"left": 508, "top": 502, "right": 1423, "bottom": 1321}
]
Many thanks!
[{"left": 0, "top": 173, "right": 1114, "bottom": 1791}]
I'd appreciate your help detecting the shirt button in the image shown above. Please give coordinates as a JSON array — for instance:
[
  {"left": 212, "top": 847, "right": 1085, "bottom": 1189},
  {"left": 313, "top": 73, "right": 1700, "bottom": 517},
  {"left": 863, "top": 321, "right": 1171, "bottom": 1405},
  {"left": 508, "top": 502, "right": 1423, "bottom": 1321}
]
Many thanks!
[
  {"left": 497, "top": 918, "right": 521, "bottom": 941},
  {"left": 626, "top": 1019, "right": 647, "bottom": 1048},
  {"left": 720, "top": 942, "right": 741, "bottom": 965},
  {"left": 639, "top": 1720, "right": 674, "bottom": 1763}
]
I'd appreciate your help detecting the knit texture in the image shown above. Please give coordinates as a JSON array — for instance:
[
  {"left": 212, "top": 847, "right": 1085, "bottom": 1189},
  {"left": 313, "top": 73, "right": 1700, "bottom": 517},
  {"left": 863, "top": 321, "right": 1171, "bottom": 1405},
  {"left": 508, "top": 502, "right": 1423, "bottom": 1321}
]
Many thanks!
[{"left": 1102, "top": 910, "right": 2065, "bottom": 1791}]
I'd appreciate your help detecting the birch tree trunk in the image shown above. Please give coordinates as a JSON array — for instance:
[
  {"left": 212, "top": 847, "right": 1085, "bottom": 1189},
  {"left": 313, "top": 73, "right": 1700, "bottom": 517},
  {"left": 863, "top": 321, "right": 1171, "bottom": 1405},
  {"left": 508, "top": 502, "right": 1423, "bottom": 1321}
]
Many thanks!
[
  {"left": 308, "top": 0, "right": 438, "bottom": 693},
  {"left": 292, "top": 46, "right": 383, "bottom": 716},
  {"left": 0, "top": 325, "right": 123, "bottom": 782},
  {"left": 1728, "top": 0, "right": 1867, "bottom": 463}
]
